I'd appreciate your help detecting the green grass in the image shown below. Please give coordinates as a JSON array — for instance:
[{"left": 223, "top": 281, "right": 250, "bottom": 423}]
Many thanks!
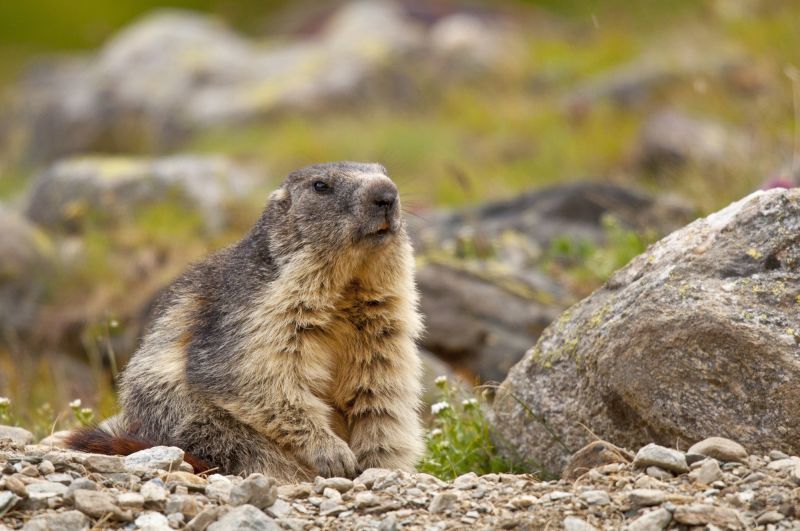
[{"left": 542, "top": 214, "right": 656, "bottom": 295}]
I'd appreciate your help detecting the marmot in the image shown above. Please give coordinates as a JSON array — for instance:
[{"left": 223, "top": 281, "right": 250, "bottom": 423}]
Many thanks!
[{"left": 68, "top": 162, "right": 424, "bottom": 482}]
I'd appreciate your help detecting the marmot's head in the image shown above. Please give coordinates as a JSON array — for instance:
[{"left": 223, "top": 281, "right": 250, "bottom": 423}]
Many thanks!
[{"left": 264, "top": 162, "right": 404, "bottom": 254}]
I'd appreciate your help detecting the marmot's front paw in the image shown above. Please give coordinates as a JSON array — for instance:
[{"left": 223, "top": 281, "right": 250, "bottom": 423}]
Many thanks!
[{"left": 306, "top": 436, "right": 358, "bottom": 478}]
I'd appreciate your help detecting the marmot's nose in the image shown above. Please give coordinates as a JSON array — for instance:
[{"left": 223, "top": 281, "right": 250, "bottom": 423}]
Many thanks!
[
  {"left": 369, "top": 182, "right": 398, "bottom": 211},
  {"left": 374, "top": 191, "right": 396, "bottom": 210}
]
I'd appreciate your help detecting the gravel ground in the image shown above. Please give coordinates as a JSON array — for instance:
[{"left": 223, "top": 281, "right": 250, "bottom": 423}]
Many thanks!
[{"left": 1, "top": 436, "right": 799, "bottom": 530}]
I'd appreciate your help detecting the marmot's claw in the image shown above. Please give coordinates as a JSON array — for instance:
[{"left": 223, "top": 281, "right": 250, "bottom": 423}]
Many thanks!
[{"left": 311, "top": 437, "right": 358, "bottom": 478}]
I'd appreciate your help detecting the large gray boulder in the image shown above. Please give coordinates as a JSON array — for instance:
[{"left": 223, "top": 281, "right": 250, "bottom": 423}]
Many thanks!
[
  {"left": 25, "top": 155, "right": 257, "bottom": 232},
  {"left": 490, "top": 188, "right": 800, "bottom": 477}
]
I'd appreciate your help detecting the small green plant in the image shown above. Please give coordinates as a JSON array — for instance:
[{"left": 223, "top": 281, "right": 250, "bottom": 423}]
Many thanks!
[
  {"left": 543, "top": 214, "right": 655, "bottom": 295},
  {"left": 418, "top": 376, "right": 525, "bottom": 479},
  {"left": 69, "top": 399, "right": 95, "bottom": 427}
]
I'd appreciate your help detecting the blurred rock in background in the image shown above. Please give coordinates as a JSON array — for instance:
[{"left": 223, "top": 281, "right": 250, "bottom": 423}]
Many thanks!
[{"left": 9, "top": 2, "right": 519, "bottom": 164}]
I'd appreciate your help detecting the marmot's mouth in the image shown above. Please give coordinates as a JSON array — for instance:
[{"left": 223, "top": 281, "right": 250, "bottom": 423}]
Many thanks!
[{"left": 365, "top": 221, "right": 394, "bottom": 241}]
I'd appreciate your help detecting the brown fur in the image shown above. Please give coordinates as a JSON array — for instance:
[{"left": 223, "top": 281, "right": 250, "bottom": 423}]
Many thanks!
[{"left": 68, "top": 162, "right": 424, "bottom": 482}]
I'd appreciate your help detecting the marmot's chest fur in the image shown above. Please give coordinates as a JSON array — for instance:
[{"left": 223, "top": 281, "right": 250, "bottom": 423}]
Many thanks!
[{"left": 70, "top": 162, "right": 425, "bottom": 482}]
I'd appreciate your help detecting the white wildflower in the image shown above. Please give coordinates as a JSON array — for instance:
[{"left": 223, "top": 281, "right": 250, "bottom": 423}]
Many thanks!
[
  {"left": 462, "top": 398, "right": 479, "bottom": 409},
  {"left": 69, "top": 399, "right": 81, "bottom": 409},
  {"left": 431, "top": 401, "right": 451, "bottom": 415},
  {"left": 0, "top": 397, "right": 9, "bottom": 407},
  {"left": 429, "top": 429, "right": 443, "bottom": 437}
]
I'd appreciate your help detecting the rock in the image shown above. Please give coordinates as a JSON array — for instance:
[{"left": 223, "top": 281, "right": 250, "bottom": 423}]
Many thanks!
[
  {"left": 125, "top": 446, "right": 185, "bottom": 471},
  {"left": 318, "top": 499, "right": 347, "bottom": 516},
  {"left": 766, "top": 456, "right": 800, "bottom": 471},
  {"left": 15, "top": 9, "right": 253, "bottom": 161},
  {"left": 687, "top": 437, "right": 748, "bottom": 462},
  {"left": 74, "top": 489, "right": 132, "bottom": 521},
  {"left": 165, "top": 493, "right": 200, "bottom": 517},
  {"left": 276, "top": 482, "right": 311, "bottom": 500},
  {"left": 4, "top": 475, "right": 27, "bottom": 497},
  {"left": 645, "top": 467, "right": 672, "bottom": 481},
  {"left": 22, "top": 510, "right": 90, "bottom": 531},
  {"left": 624, "top": 508, "right": 672, "bottom": 531},
  {"left": 313, "top": 476, "right": 353, "bottom": 494},
  {"left": 452, "top": 472, "right": 479, "bottom": 490},
  {"left": 207, "top": 504, "right": 279, "bottom": 531},
  {"left": 417, "top": 262, "right": 562, "bottom": 382},
  {"left": 162, "top": 470, "right": 208, "bottom": 490},
  {"left": 693, "top": 459, "right": 723, "bottom": 485},
  {"left": 37, "top": 461, "right": 55, "bottom": 475},
  {"left": 45, "top": 473, "right": 73, "bottom": 485},
  {"left": 509, "top": 495, "right": 537, "bottom": 508},
  {"left": 229, "top": 473, "right": 277, "bottom": 510},
  {"left": 638, "top": 109, "right": 752, "bottom": 172},
  {"left": 0, "top": 205, "right": 51, "bottom": 335},
  {"left": 414, "top": 182, "right": 691, "bottom": 256},
  {"left": 185, "top": 507, "right": 222, "bottom": 531},
  {"left": 791, "top": 464, "right": 800, "bottom": 486},
  {"left": 76, "top": 453, "right": 124, "bottom": 473},
  {"left": 563, "top": 516, "right": 598, "bottom": 531},
  {"left": 672, "top": 504, "right": 743, "bottom": 528},
  {"left": 117, "top": 492, "right": 145, "bottom": 509},
  {"left": 38, "top": 431, "right": 71, "bottom": 448},
  {"left": 0, "top": 491, "right": 20, "bottom": 518},
  {"left": 768, "top": 449, "right": 790, "bottom": 460},
  {"left": 141, "top": 478, "right": 169, "bottom": 508},
  {"left": 428, "top": 14, "right": 516, "bottom": 73},
  {"left": 0, "top": 426, "right": 34, "bottom": 445},
  {"left": 26, "top": 481, "right": 69, "bottom": 501},
  {"left": 490, "top": 189, "right": 800, "bottom": 476},
  {"left": 25, "top": 155, "right": 256, "bottom": 233},
  {"left": 566, "top": 36, "right": 743, "bottom": 108},
  {"left": 65, "top": 478, "right": 97, "bottom": 501},
  {"left": 265, "top": 498, "right": 291, "bottom": 519},
  {"left": 354, "top": 491, "right": 380, "bottom": 509},
  {"left": 372, "top": 471, "right": 402, "bottom": 490},
  {"left": 633, "top": 444, "right": 688, "bottom": 474},
  {"left": 12, "top": 3, "right": 429, "bottom": 161},
  {"left": 628, "top": 489, "right": 666, "bottom": 509},
  {"left": 205, "top": 475, "right": 234, "bottom": 503},
  {"left": 579, "top": 490, "right": 610, "bottom": 505},
  {"left": 135, "top": 511, "right": 172, "bottom": 531},
  {"left": 428, "top": 492, "right": 458, "bottom": 514},
  {"left": 563, "top": 440, "right": 633, "bottom": 481},
  {"left": 354, "top": 468, "right": 391, "bottom": 489},
  {"left": 167, "top": 513, "right": 184, "bottom": 528},
  {"left": 755, "top": 510, "right": 784, "bottom": 525}
]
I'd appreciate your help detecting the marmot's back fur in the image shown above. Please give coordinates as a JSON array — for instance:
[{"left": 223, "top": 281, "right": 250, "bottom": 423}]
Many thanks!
[{"left": 69, "top": 162, "right": 424, "bottom": 482}]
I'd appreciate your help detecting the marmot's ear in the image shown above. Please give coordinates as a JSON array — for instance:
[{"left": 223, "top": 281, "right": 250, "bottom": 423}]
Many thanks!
[{"left": 269, "top": 187, "right": 290, "bottom": 208}]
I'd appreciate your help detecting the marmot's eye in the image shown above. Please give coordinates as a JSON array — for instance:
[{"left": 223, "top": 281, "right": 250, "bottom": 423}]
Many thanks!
[{"left": 313, "top": 181, "right": 330, "bottom": 193}]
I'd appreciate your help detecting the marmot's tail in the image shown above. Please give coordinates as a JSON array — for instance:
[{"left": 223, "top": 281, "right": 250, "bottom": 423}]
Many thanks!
[{"left": 66, "top": 427, "right": 211, "bottom": 474}]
